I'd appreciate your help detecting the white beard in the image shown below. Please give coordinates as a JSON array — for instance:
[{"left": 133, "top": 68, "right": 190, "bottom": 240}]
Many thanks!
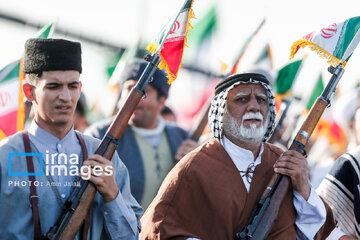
[{"left": 223, "top": 110, "right": 269, "bottom": 144}]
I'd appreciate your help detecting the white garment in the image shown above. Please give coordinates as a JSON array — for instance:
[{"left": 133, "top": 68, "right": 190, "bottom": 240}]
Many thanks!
[
  {"left": 221, "top": 136, "right": 263, "bottom": 191},
  {"left": 131, "top": 116, "right": 165, "bottom": 147},
  {"left": 222, "top": 136, "right": 326, "bottom": 240},
  {"left": 325, "top": 227, "right": 346, "bottom": 240}
]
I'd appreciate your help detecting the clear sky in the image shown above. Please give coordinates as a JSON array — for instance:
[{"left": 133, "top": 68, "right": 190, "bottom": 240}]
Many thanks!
[{"left": 1, "top": 0, "right": 360, "bottom": 118}]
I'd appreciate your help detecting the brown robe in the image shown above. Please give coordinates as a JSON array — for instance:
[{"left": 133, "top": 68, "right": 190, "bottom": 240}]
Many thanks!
[{"left": 140, "top": 138, "right": 334, "bottom": 240}]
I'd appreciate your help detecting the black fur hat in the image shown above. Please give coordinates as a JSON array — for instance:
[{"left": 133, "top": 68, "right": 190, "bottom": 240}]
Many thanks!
[{"left": 23, "top": 38, "right": 82, "bottom": 74}]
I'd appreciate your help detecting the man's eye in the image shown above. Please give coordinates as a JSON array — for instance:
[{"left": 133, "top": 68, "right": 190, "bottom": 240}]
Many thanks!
[
  {"left": 237, "top": 97, "right": 248, "bottom": 102},
  {"left": 47, "top": 85, "right": 59, "bottom": 89},
  {"left": 69, "top": 84, "right": 79, "bottom": 89},
  {"left": 257, "top": 97, "right": 267, "bottom": 103}
]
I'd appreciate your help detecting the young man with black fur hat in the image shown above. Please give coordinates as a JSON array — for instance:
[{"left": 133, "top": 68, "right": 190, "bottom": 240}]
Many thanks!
[
  {"left": 140, "top": 73, "right": 342, "bottom": 240},
  {"left": 86, "top": 58, "right": 198, "bottom": 210},
  {"left": 0, "top": 38, "right": 142, "bottom": 239}
]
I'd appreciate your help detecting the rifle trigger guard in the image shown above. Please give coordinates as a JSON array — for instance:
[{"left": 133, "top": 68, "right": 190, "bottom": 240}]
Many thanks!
[{"left": 293, "top": 140, "right": 307, "bottom": 157}]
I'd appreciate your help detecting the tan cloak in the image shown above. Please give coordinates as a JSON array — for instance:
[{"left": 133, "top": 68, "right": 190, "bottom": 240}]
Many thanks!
[{"left": 140, "top": 138, "right": 334, "bottom": 240}]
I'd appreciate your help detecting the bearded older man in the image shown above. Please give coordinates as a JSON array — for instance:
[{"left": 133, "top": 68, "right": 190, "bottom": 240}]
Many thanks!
[{"left": 139, "top": 73, "right": 340, "bottom": 240}]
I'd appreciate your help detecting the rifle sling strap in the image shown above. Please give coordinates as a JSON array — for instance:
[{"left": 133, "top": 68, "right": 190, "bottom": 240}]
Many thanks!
[
  {"left": 22, "top": 130, "right": 90, "bottom": 240},
  {"left": 22, "top": 130, "right": 42, "bottom": 240}
]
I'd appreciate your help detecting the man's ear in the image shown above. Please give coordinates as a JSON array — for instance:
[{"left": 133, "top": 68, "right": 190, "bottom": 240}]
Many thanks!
[
  {"left": 159, "top": 96, "right": 166, "bottom": 108},
  {"left": 22, "top": 83, "right": 34, "bottom": 101}
]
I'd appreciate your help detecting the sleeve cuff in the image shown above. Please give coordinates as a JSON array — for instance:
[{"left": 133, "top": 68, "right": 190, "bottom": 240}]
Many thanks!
[
  {"left": 293, "top": 187, "right": 327, "bottom": 239},
  {"left": 102, "top": 193, "right": 139, "bottom": 239},
  {"left": 103, "top": 192, "right": 127, "bottom": 216},
  {"left": 293, "top": 187, "right": 326, "bottom": 216},
  {"left": 325, "top": 227, "right": 346, "bottom": 240}
]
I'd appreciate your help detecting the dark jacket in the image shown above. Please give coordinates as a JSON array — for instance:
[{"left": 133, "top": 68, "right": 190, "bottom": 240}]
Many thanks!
[{"left": 85, "top": 118, "right": 188, "bottom": 202}]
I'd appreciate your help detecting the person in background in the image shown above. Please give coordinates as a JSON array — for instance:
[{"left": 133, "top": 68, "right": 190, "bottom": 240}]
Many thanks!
[
  {"left": 85, "top": 59, "right": 198, "bottom": 209},
  {"left": 73, "top": 92, "right": 89, "bottom": 132},
  {"left": 317, "top": 89, "right": 360, "bottom": 239},
  {"left": 161, "top": 105, "right": 177, "bottom": 123}
]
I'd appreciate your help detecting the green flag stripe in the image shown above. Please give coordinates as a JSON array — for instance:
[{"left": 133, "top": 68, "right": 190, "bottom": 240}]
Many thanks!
[
  {"left": 188, "top": 6, "right": 216, "bottom": 49},
  {"left": 306, "top": 75, "right": 324, "bottom": 110},
  {"left": 0, "top": 61, "right": 20, "bottom": 84},
  {"left": 183, "top": 0, "right": 192, "bottom": 11},
  {"left": 36, "top": 23, "right": 54, "bottom": 38},
  {"left": 0, "top": 22, "right": 53, "bottom": 84},
  {"left": 333, "top": 17, "right": 360, "bottom": 59},
  {"left": 255, "top": 44, "right": 269, "bottom": 64},
  {"left": 275, "top": 60, "right": 302, "bottom": 95}
]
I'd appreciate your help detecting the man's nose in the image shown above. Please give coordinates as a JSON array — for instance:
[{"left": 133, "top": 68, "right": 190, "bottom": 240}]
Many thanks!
[
  {"left": 247, "top": 97, "right": 260, "bottom": 112},
  {"left": 59, "top": 87, "right": 71, "bottom": 101}
]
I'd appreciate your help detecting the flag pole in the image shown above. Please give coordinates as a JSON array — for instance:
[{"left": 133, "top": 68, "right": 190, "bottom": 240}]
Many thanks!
[{"left": 340, "top": 27, "right": 360, "bottom": 63}]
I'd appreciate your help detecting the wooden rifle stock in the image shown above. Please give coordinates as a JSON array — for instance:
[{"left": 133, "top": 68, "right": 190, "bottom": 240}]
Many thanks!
[
  {"left": 235, "top": 64, "right": 345, "bottom": 239},
  {"left": 267, "top": 98, "right": 291, "bottom": 145},
  {"left": 44, "top": 54, "right": 161, "bottom": 240},
  {"left": 58, "top": 89, "right": 143, "bottom": 240},
  {"left": 189, "top": 100, "right": 211, "bottom": 141}
]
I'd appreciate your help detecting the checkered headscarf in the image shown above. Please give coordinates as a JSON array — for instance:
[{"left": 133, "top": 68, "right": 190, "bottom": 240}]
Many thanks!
[{"left": 208, "top": 73, "right": 276, "bottom": 142}]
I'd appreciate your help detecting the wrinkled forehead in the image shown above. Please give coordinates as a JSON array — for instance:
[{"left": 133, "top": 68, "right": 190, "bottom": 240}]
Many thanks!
[{"left": 227, "top": 83, "right": 267, "bottom": 98}]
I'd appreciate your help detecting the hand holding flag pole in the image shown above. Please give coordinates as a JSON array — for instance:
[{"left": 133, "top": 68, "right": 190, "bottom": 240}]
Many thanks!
[{"left": 235, "top": 17, "right": 360, "bottom": 240}]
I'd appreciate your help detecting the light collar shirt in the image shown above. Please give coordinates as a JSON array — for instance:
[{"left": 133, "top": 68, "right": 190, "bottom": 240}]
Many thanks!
[
  {"left": 221, "top": 136, "right": 326, "bottom": 240},
  {"left": 221, "top": 136, "right": 263, "bottom": 192},
  {"left": 28, "top": 121, "right": 81, "bottom": 200},
  {"left": 131, "top": 116, "right": 166, "bottom": 148},
  {"left": 27, "top": 121, "right": 139, "bottom": 239}
]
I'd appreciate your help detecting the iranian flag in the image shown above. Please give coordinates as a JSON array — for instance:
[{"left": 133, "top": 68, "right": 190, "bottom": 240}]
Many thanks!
[
  {"left": 290, "top": 16, "right": 360, "bottom": 66},
  {"left": 0, "top": 22, "right": 55, "bottom": 140},
  {"left": 146, "top": 0, "right": 195, "bottom": 84},
  {"left": 0, "top": 60, "right": 22, "bottom": 139}
]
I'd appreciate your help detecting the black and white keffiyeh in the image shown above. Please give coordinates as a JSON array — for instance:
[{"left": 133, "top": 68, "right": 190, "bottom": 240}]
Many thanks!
[{"left": 208, "top": 73, "right": 276, "bottom": 142}]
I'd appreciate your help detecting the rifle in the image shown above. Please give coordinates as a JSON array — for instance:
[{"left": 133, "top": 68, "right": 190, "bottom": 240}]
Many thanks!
[
  {"left": 43, "top": 53, "right": 161, "bottom": 240},
  {"left": 189, "top": 98, "right": 211, "bottom": 141}
]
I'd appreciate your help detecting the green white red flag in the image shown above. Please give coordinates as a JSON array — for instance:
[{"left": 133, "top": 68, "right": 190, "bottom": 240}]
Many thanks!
[
  {"left": 275, "top": 59, "right": 303, "bottom": 97},
  {"left": 0, "top": 22, "right": 55, "bottom": 140},
  {"left": 109, "top": 41, "right": 141, "bottom": 88},
  {"left": 306, "top": 74, "right": 324, "bottom": 110},
  {"left": 254, "top": 43, "right": 274, "bottom": 70},
  {"left": 229, "top": 19, "right": 266, "bottom": 75},
  {"left": 290, "top": 16, "right": 360, "bottom": 66},
  {"left": 146, "top": 0, "right": 195, "bottom": 84},
  {"left": 0, "top": 60, "right": 22, "bottom": 139}
]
